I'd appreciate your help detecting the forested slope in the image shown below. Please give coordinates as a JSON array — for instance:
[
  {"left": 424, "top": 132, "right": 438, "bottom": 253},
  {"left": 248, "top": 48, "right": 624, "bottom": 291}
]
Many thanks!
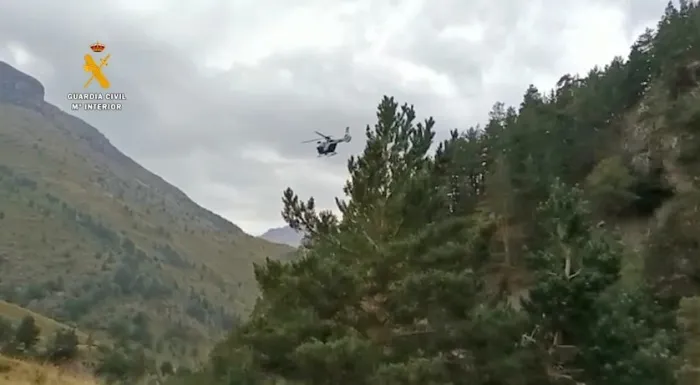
[{"left": 175, "top": 2, "right": 700, "bottom": 384}]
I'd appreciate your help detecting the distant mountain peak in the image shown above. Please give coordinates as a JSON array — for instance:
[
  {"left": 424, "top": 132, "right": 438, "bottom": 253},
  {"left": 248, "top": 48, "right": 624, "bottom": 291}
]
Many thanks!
[{"left": 259, "top": 226, "right": 303, "bottom": 247}]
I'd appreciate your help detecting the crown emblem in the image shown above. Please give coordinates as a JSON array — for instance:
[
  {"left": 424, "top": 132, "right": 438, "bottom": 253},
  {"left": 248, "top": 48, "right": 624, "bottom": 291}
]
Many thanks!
[{"left": 90, "top": 41, "right": 106, "bottom": 53}]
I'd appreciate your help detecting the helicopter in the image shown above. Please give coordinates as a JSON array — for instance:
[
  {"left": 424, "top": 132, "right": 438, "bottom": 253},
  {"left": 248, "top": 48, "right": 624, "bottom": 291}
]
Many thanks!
[{"left": 302, "top": 127, "right": 351, "bottom": 156}]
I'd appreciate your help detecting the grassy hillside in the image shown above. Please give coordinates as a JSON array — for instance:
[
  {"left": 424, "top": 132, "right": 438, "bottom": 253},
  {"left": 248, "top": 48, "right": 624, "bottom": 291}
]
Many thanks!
[
  {"left": 0, "top": 355, "right": 100, "bottom": 385},
  {"left": 0, "top": 300, "right": 89, "bottom": 343},
  {"left": 0, "top": 63, "right": 292, "bottom": 364}
]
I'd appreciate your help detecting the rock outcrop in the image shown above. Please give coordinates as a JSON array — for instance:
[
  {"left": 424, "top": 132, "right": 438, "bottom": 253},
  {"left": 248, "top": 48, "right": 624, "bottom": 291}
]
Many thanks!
[{"left": 0, "top": 61, "right": 45, "bottom": 110}]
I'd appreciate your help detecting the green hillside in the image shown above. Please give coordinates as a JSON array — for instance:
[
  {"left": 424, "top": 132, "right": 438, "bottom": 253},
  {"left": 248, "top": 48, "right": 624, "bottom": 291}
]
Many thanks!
[
  {"left": 0, "top": 62, "right": 292, "bottom": 364},
  {"left": 0, "top": 300, "right": 89, "bottom": 343},
  {"left": 173, "top": 2, "right": 700, "bottom": 385},
  {"left": 0, "top": 300, "right": 104, "bottom": 366}
]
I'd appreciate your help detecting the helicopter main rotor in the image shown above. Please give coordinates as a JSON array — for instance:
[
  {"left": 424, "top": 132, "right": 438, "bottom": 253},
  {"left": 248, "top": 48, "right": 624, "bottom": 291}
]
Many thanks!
[
  {"left": 301, "top": 131, "right": 333, "bottom": 143},
  {"left": 315, "top": 131, "right": 331, "bottom": 140}
]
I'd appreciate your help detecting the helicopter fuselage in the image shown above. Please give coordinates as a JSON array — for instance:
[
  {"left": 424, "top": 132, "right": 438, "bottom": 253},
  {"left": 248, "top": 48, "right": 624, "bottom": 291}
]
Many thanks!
[{"left": 316, "top": 140, "right": 340, "bottom": 155}]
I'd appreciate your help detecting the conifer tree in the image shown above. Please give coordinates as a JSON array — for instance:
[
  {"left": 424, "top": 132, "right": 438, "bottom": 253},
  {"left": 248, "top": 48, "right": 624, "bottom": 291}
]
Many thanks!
[
  {"left": 0, "top": 316, "right": 13, "bottom": 345},
  {"left": 225, "top": 97, "right": 545, "bottom": 384},
  {"left": 522, "top": 180, "right": 680, "bottom": 384},
  {"left": 433, "top": 127, "right": 486, "bottom": 216},
  {"left": 14, "top": 315, "right": 40, "bottom": 352},
  {"left": 231, "top": 97, "right": 441, "bottom": 385}
]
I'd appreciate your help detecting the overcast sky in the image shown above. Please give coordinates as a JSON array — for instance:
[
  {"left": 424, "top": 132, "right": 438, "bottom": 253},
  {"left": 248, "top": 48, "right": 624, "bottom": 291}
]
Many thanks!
[{"left": 0, "top": 0, "right": 671, "bottom": 234}]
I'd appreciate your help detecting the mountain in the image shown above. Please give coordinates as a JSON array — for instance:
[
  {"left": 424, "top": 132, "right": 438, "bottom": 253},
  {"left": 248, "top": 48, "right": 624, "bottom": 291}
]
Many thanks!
[
  {"left": 259, "top": 226, "right": 303, "bottom": 247},
  {"left": 0, "top": 61, "right": 292, "bottom": 363}
]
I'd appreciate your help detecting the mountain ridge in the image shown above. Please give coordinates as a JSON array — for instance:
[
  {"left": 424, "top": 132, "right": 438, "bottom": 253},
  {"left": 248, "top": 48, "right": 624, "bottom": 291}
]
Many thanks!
[
  {"left": 259, "top": 225, "right": 303, "bottom": 247},
  {"left": 0, "top": 61, "right": 246, "bottom": 236},
  {"left": 0, "top": 61, "right": 292, "bottom": 365}
]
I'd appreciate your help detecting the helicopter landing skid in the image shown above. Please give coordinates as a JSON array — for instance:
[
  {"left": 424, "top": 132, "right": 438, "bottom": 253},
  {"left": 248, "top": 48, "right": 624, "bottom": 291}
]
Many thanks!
[{"left": 318, "top": 152, "right": 337, "bottom": 157}]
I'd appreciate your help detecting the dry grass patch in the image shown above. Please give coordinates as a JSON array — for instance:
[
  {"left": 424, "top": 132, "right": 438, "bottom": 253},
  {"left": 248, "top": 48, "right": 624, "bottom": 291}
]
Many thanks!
[{"left": 0, "top": 355, "right": 100, "bottom": 385}]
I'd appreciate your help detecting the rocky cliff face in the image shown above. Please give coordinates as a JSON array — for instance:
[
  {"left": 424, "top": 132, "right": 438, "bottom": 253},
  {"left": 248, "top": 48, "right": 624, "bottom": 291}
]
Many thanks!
[{"left": 618, "top": 65, "right": 700, "bottom": 298}]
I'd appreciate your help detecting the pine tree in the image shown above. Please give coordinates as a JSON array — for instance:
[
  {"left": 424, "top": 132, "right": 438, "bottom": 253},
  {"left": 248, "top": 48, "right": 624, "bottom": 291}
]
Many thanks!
[
  {"left": 0, "top": 316, "right": 13, "bottom": 345},
  {"left": 224, "top": 97, "right": 546, "bottom": 384},
  {"left": 14, "top": 315, "right": 40, "bottom": 352},
  {"left": 236, "top": 97, "right": 441, "bottom": 385},
  {"left": 480, "top": 154, "right": 526, "bottom": 297},
  {"left": 522, "top": 180, "right": 680, "bottom": 384},
  {"left": 46, "top": 328, "right": 79, "bottom": 363}
]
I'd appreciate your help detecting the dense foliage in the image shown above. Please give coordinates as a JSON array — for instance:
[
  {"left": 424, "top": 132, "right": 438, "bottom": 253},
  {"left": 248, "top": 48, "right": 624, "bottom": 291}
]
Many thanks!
[{"left": 185, "top": 1, "right": 700, "bottom": 384}]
